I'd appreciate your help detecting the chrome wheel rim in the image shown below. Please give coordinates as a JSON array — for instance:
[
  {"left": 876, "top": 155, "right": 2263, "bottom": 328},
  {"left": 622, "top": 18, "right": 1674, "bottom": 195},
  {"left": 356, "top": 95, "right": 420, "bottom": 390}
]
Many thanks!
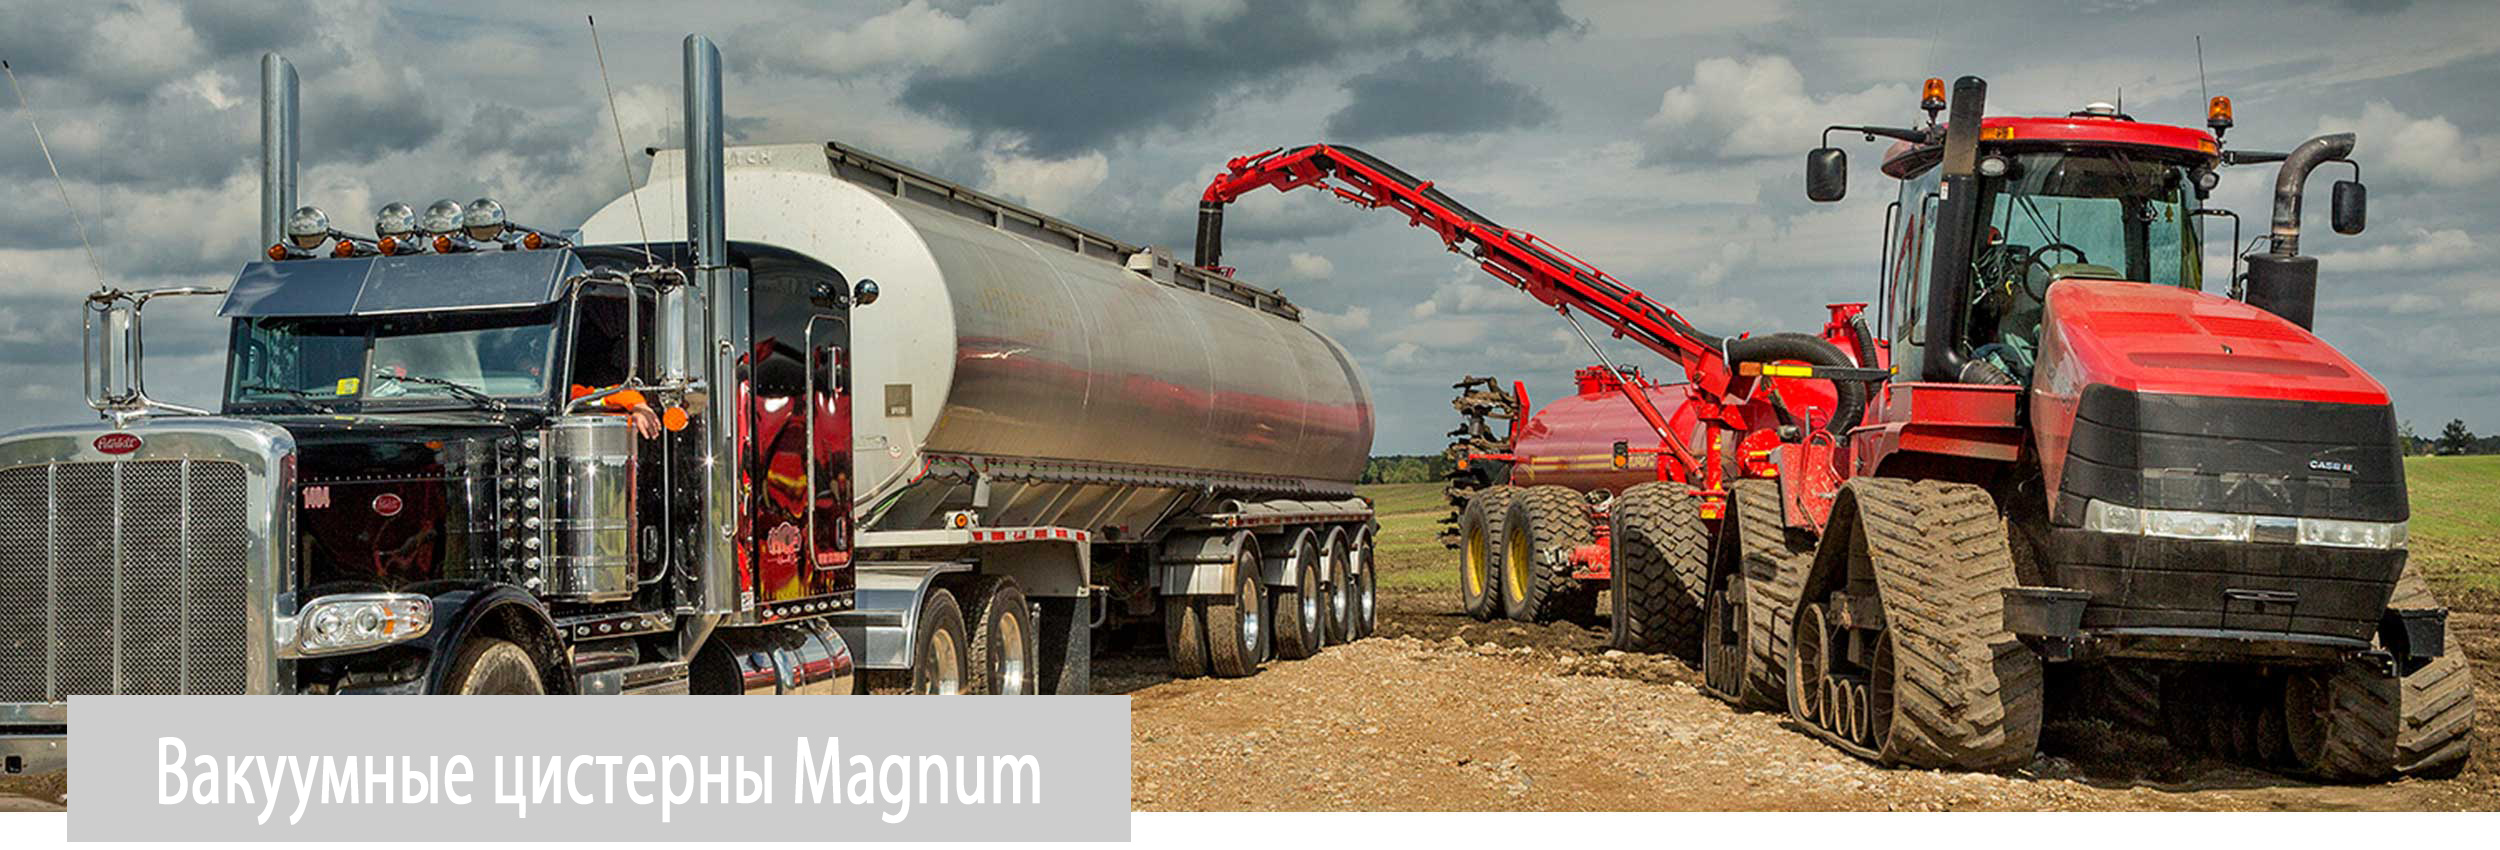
[
  {"left": 995, "top": 611, "right": 1028, "bottom": 694},
  {"left": 925, "top": 631, "right": 964, "bottom": 694}
]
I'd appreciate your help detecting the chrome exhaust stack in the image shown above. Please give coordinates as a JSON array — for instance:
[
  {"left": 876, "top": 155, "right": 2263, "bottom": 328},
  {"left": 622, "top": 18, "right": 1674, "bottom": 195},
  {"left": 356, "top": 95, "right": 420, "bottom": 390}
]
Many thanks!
[
  {"left": 259, "top": 53, "right": 298, "bottom": 251},
  {"left": 684, "top": 34, "right": 743, "bottom": 618}
]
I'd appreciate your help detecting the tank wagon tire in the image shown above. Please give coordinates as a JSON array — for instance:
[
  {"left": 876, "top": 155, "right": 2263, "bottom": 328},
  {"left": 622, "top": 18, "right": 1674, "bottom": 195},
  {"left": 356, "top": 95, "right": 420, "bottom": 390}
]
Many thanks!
[
  {"left": 1352, "top": 526, "right": 1379, "bottom": 639},
  {"left": 1731, "top": 480, "right": 1809, "bottom": 709},
  {"left": 1502, "top": 486, "right": 1596, "bottom": 623},
  {"left": 1457, "top": 487, "right": 1519, "bottom": 621},
  {"left": 2284, "top": 566, "right": 2477, "bottom": 782},
  {"left": 963, "top": 576, "right": 1041, "bottom": 695},
  {"left": 1165, "top": 596, "right": 1210, "bottom": 679},
  {"left": 445, "top": 638, "right": 545, "bottom": 695},
  {"left": 1821, "top": 479, "right": 2043, "bottom": 771},
  {"left": 1274, "top": 537, "right": 1327, "bottom": 661},
  {"left": 1323, "top": 528, "right": 1357, "bottom": 645},
  {"left": 913, "top": 590, "right": 973, "bottom": 694},
  {"left": 1205, "top": 544, "right": 1269, "bottom": 678},
  {"left": 1610, "top": 482, "right": 1707, "bottom": 660}
]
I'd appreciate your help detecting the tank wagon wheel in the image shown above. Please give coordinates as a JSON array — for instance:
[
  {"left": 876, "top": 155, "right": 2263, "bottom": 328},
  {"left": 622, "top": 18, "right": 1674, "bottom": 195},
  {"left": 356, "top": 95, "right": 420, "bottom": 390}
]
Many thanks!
[
  {"left": 1503, "top": 486, "right": 1597, "bottom": 623},
  {"left": 1164, "top": 594, "right": 1210, "bottom": 679},
  {"left": 1786, "top": 479, "right": 2042, "bottom": 771},
  {"left": 913, "top": 589, "right": 973, "bottom": 694},
  {"left": 963, "top": 576, "right": 1041, "bottom": 695},
  {"left": 1457, "top": 486, "right": 1519, "bottom": 621},
  {"left": 1350, "top": 525, "right": 1379, "bottom": 639},
  {"left": 1204, "top": 535, "right": 1270, "bottom": 678},
  {"left": 1321, "top": 526, "right": 1357, "bottom": 645},
  {"left": 1610, "top": 482, "right": 1707, "bottom": 660},
  {"left": 2282, "top": 564, "right": 2477, "bottom": 782},
  {"left": 1273, "top": 529, "right": 1328, "bottom": 661},
  {"left": 444, "top": 638, "right": 547, "bottom": 695}
]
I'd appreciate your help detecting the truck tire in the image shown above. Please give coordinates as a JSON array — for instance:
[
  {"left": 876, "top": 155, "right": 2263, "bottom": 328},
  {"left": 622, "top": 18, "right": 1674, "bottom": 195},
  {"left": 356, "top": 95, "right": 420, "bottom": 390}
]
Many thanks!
[
  {"left": 913, "top": 589, "right": 972, "bottom": 694},
  {"left": 1610, "top": 482, "right": 1706, "bottom": 660},
  {"left": 1205, "top": 539, "right": 1268, "bottom": 678},
  {"left": 1274, "top": 533, "right": 1327, "bottom": 660},
  {"left": 963, "top": 576, "right": 1040, "bottom": 695},
  {"left": 1350, "top": 525, "right": 1378, "bottom": 639},
  {"left": 1730, "top": 479, "right": 1809, "bottom": 708},
  {"left": 1165, "top": 594, "right": 1209, "bottom": 679},
  {"left": 2285, "top": 564, "right": 2476, "bottom": 781},
  {"left": 445, "top": 638, "right": 545, "bottom": 695},
  {"left": 1503, "top": 486, "right": 1596, "bottom": 623},
  {"left": 1457, "top": 486, "right": 1519, "bottom": 621},
  {"left": 1323, "top": 527, "right": 1356, "bottom": 645},
  {"left": 1800, "top": 478, "right": 2042, "bottom": 771}
]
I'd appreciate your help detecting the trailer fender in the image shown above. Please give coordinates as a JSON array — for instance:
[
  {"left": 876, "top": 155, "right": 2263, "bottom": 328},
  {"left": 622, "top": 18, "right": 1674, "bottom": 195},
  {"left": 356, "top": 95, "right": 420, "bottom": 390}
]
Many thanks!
[
  {"left": 1159, "top": 530, "right": 1258, "bottom": 596},
  {"left": 1256, "top": 527, "right": 1323, "bottom": 587},
  {"left": 970, "top": 538, "right": 1092, "bottom": 597},
  {"left": 419, "top": 584, "right": 569, "bottom": 694}
]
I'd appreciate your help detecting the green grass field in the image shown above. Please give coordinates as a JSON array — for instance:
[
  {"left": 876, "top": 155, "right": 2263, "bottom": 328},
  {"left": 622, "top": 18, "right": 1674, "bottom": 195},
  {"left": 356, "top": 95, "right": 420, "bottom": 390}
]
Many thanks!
[{"left": 1361, "top": 455, "right": 2500, "bottom": 610}]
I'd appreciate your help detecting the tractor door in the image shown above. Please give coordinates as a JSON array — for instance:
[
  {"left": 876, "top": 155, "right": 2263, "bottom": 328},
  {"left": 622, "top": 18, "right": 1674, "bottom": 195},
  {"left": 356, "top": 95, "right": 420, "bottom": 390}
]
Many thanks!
[{"left": 1884, "top": 165, "right": 1945, "bottom": 371}]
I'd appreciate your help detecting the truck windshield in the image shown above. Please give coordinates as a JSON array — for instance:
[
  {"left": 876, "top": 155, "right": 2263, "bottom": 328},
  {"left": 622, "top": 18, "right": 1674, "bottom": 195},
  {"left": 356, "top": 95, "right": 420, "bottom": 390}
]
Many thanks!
[
  {"left": 226, "top": 307, "right": 558, "bottom": 412},
  {"left": 1975, "top": 150, "right": 2202, "bottom": 289}
]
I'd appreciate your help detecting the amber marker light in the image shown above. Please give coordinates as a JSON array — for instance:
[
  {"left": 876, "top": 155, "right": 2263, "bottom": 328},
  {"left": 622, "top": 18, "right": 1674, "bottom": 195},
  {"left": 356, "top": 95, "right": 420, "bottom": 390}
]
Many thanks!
[
  {"left": 1921, "top": 77, "right": 1947, "bottom": 113},
  {"left": 2207, "top": 95, "right": 2234, "bottom": 131}
]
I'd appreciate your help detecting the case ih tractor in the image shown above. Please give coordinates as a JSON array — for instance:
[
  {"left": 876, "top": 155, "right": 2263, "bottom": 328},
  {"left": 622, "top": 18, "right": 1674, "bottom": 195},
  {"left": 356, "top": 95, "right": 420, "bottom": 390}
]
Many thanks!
[{"left": 1193, "top": 75, "right": 2472, "bottom": 780}]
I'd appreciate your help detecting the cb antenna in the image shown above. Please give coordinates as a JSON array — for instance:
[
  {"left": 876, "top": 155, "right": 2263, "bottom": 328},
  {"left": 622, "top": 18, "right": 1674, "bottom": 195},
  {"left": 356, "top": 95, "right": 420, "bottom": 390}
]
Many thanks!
[
  {"left": 3, "top": 59, "right": 110, "bottom": 295},
  {"left": 587, "top": 16, "right": 656, "bottom": 267},
  {"left": 2196, "top": 35, "right": 2211, "bottom": 105}
]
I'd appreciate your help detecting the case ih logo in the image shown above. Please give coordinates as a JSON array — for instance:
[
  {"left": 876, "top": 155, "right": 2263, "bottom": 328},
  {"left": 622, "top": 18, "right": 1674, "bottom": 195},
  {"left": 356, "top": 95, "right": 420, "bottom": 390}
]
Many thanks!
[
  {"left": 92, "top": 433, "right": 142, "bottom": 455},
  {"left": 2307, "top": 459, "right": 2356, "bottom": 474},
  {"left": 372, "top": 493, "right": 405, "bottom": 517}
]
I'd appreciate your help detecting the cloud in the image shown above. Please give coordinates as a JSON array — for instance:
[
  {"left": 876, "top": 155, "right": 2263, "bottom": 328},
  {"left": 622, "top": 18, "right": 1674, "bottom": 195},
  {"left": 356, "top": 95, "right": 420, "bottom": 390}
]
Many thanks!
[
  {"left": 1286, "top": 252, "right": 1335, "bottom": 279},
  {"left": 979, "top": 147, "right": 1110, "bottom": 213},
  {"left": 2313, "top": 101, "right": 2500, "bottom": 187},
  {"left": 1322, "top": 53, "right": 1556, "bottom": 142},
  {"left": 1643, "top": 55, "right": 1908, "bottom": 163},
  {"left": 731, "top": 1, "right": 974, "bottom": 78},
  {"left": 2313, "top": 227, "right": 2479, "bottom": 272}
]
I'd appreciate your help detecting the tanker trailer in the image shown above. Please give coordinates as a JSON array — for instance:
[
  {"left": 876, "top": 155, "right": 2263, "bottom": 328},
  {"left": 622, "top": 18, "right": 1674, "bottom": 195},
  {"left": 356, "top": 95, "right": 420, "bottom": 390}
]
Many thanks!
[{"left": 578, "top": 140, "right": 1378, "bottom": 691}]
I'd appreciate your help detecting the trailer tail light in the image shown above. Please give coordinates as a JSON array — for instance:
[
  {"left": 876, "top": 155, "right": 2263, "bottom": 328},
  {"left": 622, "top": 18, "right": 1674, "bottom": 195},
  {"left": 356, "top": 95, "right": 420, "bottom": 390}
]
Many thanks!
[{"left": 1611, "top": 441, "right": 1629, "bottom": 470}]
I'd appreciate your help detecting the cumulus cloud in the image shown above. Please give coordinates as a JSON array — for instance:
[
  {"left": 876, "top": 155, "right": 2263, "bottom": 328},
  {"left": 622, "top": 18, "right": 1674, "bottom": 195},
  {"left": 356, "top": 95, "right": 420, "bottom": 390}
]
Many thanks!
[
  {"left": 2313, "top": 101, "right": 2500, "bottom": 187},
  {"left": 2314, "top": 227, "right": 2479, "bottom": 273},
  {"left": 1286, "top": 252, "right": 1335, "bottom": 279},
  {"left": 1322, "top": 53, "right": 1556, "bottom": 142},
  {"left": 1643, "top": 55, "right": 1908, "bottom": 163},
  {"left": 979, "top": 147, "right": 1111, "bottom": 213}
]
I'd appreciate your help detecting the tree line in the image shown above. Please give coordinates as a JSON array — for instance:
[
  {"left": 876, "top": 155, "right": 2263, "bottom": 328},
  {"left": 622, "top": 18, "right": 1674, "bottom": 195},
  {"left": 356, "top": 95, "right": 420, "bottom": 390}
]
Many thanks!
[
  {"left": 2409, "top": 419, "right": 2499, "bottom": 456},
  {"left": 1363, "top": 454, "right": 1461, "bottom": 484}
]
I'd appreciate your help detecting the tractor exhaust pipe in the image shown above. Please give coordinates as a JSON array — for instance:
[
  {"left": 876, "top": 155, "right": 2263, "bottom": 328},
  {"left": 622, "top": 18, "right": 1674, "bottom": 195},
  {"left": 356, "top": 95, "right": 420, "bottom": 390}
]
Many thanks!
[
  {"left": 2244, "top": 132, "right": 2355, "bottom": 331},
  {"left": 1921, "top": 75, "right": 1989, "bottom": 383},
  {"left": 258, "top": 53, "right": 298, "bottom": 251}
]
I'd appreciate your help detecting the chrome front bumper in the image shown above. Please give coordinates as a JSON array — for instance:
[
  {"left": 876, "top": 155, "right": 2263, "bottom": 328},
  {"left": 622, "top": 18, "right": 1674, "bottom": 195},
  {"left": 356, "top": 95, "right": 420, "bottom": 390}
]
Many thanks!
[{"left": 0, "top": 703, "right": 67, "bottom": 777}]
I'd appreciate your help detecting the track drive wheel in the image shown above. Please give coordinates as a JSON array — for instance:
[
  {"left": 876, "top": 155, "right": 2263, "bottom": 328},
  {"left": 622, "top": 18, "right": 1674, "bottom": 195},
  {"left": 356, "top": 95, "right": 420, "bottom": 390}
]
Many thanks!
[
  {"left": 1713, "top": 480, "right": 1805, "bottom": 707},
  {"left": 1609, "top": 482, "right": 1707, "bottom": 659},
  {"left": 1502, "top": 486, "right": 1597, "bottom": 623},
  {"left": 1456, "top": 486, "right": 1519, "bottom": 621},
  {"left": 2284, "top": 563, "right": 2476, "bottom": 781}
]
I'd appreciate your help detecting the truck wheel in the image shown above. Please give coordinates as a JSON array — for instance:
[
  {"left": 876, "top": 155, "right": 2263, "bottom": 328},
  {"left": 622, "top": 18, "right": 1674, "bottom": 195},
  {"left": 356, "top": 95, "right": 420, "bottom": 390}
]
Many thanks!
[
  {"left": 1274, "top": 533, "right": 1326, "bottom": 660},
  {"left": 1730, "top": 479, "right": 1808, "bottom": 708},
  {"left": 1457, "top": 486, "right": 1519, "bottom": 621},
  {"left": 1350, "top": 526, "right": 1378, "bottom": 639},
  {"left": 1802, "top": 479, "right": 2042, "bottom": 771},
  {"left": 1164, "top": 595, "right": 1209, "bottom": 679},
  {"left": 1205, "top": 538, "right": 1268, "bottom": 678},
  {"left": 1503, "top": 486, "right": 1595, "bottom": 623},
  {"left": 964, "top": 576, "right": 1040, "bottom": 695},
  {"left": 1611, "top": 482, "right": 1706, "bottom": 660},
  {"left": 1323, "top": 527, "right": 1356, "bottom": 645},
  {"left": 2284, "top": 565, "right": 2477, "bottom": 781},
  {"left": 445, "top": 638, "right": 545, "bottom": 694},
  {"left": 913, "top": 589, "right": 971, "bottom": 694}
]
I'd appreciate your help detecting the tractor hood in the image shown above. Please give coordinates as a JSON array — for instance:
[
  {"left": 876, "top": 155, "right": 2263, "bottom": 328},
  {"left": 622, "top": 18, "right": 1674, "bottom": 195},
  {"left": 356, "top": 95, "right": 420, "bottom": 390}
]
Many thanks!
[{"left": 2032, "top": 280, "right": 2387, "bottom": 407}]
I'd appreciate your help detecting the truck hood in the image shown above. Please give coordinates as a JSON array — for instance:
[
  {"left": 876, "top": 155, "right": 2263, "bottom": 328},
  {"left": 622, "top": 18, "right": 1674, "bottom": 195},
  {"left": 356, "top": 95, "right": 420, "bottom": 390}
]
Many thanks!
[
  {"left": 2033, "top": 280, "right": 2388, "bottom": 407},
  {"left": 268, "top": 413, "right": 524, "bottom": 595}
]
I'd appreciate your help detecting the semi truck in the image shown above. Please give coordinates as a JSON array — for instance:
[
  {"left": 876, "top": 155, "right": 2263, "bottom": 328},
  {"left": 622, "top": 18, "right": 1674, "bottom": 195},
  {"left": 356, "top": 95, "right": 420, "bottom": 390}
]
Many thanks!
[{"left": 0, "top": 34, "right": 1375, "bottom": 780}]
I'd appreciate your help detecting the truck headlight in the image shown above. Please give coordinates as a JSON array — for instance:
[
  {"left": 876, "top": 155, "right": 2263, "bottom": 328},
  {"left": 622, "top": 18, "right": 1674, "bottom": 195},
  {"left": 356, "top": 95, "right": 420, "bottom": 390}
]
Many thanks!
[{"left": 277, "top": 593, "right": 433, "bottom": 658}]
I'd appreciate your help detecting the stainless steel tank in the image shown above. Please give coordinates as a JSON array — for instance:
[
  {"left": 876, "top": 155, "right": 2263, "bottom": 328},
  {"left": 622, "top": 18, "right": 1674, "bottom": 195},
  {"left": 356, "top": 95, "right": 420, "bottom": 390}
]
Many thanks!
[{"left": 578, "top": 143, "right": 1373, "bottom": 534}]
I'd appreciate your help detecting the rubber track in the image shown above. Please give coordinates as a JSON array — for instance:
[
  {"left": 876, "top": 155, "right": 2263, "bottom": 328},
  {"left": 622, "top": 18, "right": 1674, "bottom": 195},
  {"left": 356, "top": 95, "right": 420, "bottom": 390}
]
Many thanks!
[
  {"left": 1731, "top": 480, "right": 1809, "bottom": 708},
  {"left": 1849, "top": 478, "right": 2043, "bottom": 771},
  {"left": 2303, "top": 564, "right": 2476, "bottom": 780},
  {"left": 1510, "top": 486, "right": 1597, "bottom": 623},
  {"left": 1611, "top": 482, "right": 1706, "bottom": 660}
]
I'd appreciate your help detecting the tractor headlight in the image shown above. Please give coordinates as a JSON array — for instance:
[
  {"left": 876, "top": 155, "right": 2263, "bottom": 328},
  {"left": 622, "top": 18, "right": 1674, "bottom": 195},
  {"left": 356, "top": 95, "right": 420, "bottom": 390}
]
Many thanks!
[
  {"left": 276, "top": 592, "right": 433, "bottom": 658},
  {"left": 2082, "top": 498, "right": 2405, "bottom": 550},
  {"left": 2299, "top": 516, "right": 2407, "bottom": 550}
]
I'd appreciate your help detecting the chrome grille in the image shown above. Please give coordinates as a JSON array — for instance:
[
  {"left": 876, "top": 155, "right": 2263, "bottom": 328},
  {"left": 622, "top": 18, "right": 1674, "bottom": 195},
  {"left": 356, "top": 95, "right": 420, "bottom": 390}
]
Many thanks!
[{"left": 0, "top": 459, "right": 252, "bottom": 701}]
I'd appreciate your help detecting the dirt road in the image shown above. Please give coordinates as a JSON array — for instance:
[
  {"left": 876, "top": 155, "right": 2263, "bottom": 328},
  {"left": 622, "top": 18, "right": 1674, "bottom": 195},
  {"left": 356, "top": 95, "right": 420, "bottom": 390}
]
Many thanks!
[{"left": 1123, "top": 590, "right": 2500, "bottom": 811}]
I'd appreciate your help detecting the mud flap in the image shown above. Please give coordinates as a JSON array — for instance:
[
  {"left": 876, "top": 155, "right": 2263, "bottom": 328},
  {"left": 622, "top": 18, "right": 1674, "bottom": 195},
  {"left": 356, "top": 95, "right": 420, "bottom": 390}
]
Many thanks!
[{"left": 1038, "top": 596, "right": 1092, "bottom": 695}]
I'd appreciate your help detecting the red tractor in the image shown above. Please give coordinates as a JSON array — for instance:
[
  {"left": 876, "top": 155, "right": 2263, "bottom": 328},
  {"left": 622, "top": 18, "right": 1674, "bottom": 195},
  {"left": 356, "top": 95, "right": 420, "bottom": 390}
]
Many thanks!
[{"left": 1195, "top": 74, "right": 2472, "bottom": 780}]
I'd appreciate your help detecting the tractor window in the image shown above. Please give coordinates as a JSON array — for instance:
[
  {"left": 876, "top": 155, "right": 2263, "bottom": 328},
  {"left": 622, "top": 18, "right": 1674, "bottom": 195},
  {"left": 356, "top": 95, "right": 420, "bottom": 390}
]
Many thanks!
[
  {"left": 1963, "top": 150, "right": 2203, "bottom": 381},
  {"left": 1888, "top": 167, "right": 1944, "bottom": 361}
]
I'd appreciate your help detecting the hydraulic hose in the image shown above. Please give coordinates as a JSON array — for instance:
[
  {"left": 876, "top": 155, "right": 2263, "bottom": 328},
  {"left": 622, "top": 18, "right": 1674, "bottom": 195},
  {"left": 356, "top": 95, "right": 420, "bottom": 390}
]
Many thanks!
[{"left": 1724, "top": 333, "right": 1869, "bottom": 437}]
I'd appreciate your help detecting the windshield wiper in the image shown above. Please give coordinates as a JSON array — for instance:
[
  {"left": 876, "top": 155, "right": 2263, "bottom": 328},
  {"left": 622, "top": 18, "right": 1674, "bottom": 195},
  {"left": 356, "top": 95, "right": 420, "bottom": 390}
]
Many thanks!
[
  {"left": 386, "top": 374, "right": 508, "bottom": 413},
  {"left": 234, "top": 384, "right": 337, "bottom": 412}
]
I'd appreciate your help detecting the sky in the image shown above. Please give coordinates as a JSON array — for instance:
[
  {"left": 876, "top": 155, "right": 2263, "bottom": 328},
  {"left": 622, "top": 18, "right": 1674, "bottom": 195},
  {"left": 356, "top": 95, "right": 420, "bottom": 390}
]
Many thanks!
[{"left": 1, "top": 0, "right": 2495, "bottom": 454}]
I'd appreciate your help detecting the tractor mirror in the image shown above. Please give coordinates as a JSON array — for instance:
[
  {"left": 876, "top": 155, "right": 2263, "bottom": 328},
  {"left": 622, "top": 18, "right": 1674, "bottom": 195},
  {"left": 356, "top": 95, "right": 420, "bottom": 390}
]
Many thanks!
[
  {"left": 1806, "top": 148, "right": 1847, "bottom": 202},
  {"left": 2331, "top": 180, "right": 2366, "bottom": 235}
]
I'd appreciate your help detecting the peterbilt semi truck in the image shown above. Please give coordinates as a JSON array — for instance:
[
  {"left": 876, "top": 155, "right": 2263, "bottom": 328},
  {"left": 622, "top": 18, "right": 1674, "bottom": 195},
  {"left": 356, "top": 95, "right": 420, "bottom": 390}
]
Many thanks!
[{"left": 0, "top": 35, "right": 1374, "bottom": 778}]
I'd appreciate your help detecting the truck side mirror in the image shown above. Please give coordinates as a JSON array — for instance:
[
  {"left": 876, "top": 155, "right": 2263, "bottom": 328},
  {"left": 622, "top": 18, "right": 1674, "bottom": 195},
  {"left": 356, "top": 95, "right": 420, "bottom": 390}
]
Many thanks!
[
  {"left": 852, "top": 279, "right": 879, "bottom": 306},
  {"left": 1806, "top": 148, "right": 1847, "bottom": 202},
  {"left": 2331, "top": 180, "right": 2366, "bottom": 235}
]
